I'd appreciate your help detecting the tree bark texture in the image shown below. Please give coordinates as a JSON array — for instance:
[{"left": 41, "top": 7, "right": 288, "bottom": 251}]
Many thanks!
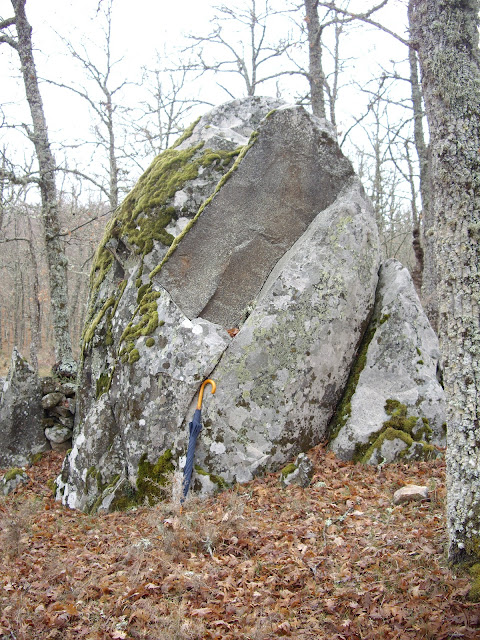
[
  {"left": 11, "top": 0, "right": 75, "bottom": 373},
  {"left": 407, "top": 46, "right": 426, "bottom": 296},
  {"left": 304, "top": 0, "right": 327, "bottom": 118},
  {"left": 409, "top": 0, "right": 480, "bottom": 563}
]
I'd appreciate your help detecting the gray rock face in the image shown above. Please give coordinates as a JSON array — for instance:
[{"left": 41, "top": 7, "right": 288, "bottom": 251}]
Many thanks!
[
  {"left": 329, "top": 259, "right": 446, "bottom": 464},
  {"left": 191, "top": 177, "right": 379, "bottom": 485},
  {"left": 157, "top": 105, "right": 354, "bottom": 327},
  {"left": 280, "top": 453, "right": 314, "bottom": 488},
  {"left": 0, "top": 348, "right": 50, "bottom": 467},
  {"left": 57, "top": 98, "right": 380, "bottom": 512}
]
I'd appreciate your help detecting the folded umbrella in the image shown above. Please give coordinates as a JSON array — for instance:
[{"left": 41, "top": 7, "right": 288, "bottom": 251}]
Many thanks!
[{"left": 181, "top": 378, "right": 216, "bottom": 504}]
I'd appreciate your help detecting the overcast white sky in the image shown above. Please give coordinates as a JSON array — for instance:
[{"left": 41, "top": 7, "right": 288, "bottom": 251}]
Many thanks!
[{"left": 0, "top": 0, "right": 410, "bottom": 196}]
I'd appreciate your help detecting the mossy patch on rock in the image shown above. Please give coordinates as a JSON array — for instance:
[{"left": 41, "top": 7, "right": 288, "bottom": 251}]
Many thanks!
[
  {"left": 469, "top": 563, "right": 480, "bottom": 602},
  {"left": 194, "top": 465, "right": 229, "bottom": 490},
  {"left": 328, "top": 313, "right": 377, "bottom": 442},
  {"left": 96, "top": 369, "right": 114, "bottom": 399},
  {"left": 3, "top": 467, "right": 25, "bottom": 482},
  {"left": 136, "top": 450, "right": 175, "bottom": 506},
  {"left": 149, "top": 129, "right": 259, "bottom": 280},
  {"left": 353, "top": 399, "right": 436, "bottom": 464},
  {"left": 280, "top": 462, "right": 297, "bottom": 478},
  {"left": 82, "top": 117, "right": 245, "bottom": 365}
]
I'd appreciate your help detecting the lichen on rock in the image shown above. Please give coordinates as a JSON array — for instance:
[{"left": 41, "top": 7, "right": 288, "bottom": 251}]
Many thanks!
[
  {"left": 329, "top": 259, "right": 446, "bottom": 464},
  {"left": 57, "top": 97, "right": 381, "bottom": 512}
]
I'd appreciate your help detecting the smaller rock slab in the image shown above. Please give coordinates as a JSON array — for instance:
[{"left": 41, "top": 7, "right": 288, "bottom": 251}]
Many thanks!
[
  {"left": 393, "top": 485, "right": 429, "bottom": 505},
  {"left": 0, "top": 348, "right": 50, "bottom": 467},
  {"left": 329, "top": 259, "right": 446, "bottom": 464}
]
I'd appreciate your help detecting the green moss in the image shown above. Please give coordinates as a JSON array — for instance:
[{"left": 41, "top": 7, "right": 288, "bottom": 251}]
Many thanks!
[
  {"left": 380, "top": 313, "right": 391, "bottom": 325},
  {"left": 354, "top": 399, "right": 435, "bottom": 464},
  {"left": 194, "top": 465, "right": 229, "bottom": 489},
  {"left": 328, "top": 316, "right": 378, "bottom": 441},
  {"left": 86, "top": 466, "right": 97, "bottom": 480},
  {"left": 145, "top": 337, "right": 155, "bottom": 347},
  {"left": 81, "top": 116, "right": 251, "bottom": 358},
  {"left": 149, "top": 130, "right": 258, "bottom": 280},
  {"left": 137, "top": 282, "right": 150, "bottom": 303},
  {"left": 83, "top": 296, "right": 115, "bottom": 348},
  {"left": 109, "top": 481, "right": 138, "bottom": 512},
  {"left": 118, "top": 288, "right": 162, "bottom": 362},
  {"left": 3, "top": 467, "right": 25, "bottom": 482},
  {"left": 469, "top": 564, "right": 480, "bottom": 602},
  {"left": 96, "top": 369, "right": 114, "bottom": 399},
  {"left": 136, "top": 450, "right": 174, "bottom": 506},
  {"left": 280, "top": 463, "right": 297, "bottom": 478},
  {"left": 30, "top": 452, "right": 44, "bottom": 465},
  {"left": 359, "top": 427, "right": 415, "bottom": 463},
  {"left": 171, "top": 117, "right": 201, "bottom": 149},
  {"left": 129, "top": 349, "right": 140, "bottom": 364},
  {"left": 47, "top": 478, "right": 57, "bottom": 495}
]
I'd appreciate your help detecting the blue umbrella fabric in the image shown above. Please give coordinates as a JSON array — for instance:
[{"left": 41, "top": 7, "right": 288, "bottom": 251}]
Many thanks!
[{"left": 181, "top": 379, "right": 216, "bottom": 504}]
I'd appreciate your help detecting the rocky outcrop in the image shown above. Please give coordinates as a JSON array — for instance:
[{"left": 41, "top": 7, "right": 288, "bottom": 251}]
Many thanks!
[
  {"left": 0, "top": 348, "right": 49, "bottom": 467},
  {"left": 329, "top": 259, "right": 446, "bottom": 464},
  {"left": 41, "top": 378, "right": 76, "bottom": 451},
  {"left": 190, "top": 176, "right": 379, "bottom": 485},
  {"left": 56, "top": 98, "right": 380, "bottom": 512}
]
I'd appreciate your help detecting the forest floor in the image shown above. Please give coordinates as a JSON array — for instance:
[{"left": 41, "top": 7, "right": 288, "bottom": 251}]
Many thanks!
[{"left": 1, "top": 448, "right": 480, "bottom": 640}]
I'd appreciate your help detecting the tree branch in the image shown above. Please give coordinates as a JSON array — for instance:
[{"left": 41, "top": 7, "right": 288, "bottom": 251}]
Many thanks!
[
  {"left": 315, "top": 1, "right": 410, "bottom": 47},
  {"left": 0, "top": 16, "right": 16, "bottom": 30},
  {"left": 0, "top": 33, "right": 17, "bottom": 48}
]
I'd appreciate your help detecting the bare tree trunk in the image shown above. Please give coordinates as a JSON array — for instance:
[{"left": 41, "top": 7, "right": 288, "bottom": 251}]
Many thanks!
[
  {"left": 304, "top": 0, "right": 327, "bottom": 118},
  {"left": 407, "top": 39, "right": 436, "bottom": 326},
  {"left": 409, "top": 0, "right": 480, "bottom": 566},
  {"left": 404, "top": 140, "right": 423, "bottom": 294},
  {"left": 106, "top": 94, "right": 119, "bottom": 210},
  {"left": 26, "top": 217, "right": 40, "bottom": 372},
  {"left": 10, "top": 0, "right": 75, "bottom": 375}
]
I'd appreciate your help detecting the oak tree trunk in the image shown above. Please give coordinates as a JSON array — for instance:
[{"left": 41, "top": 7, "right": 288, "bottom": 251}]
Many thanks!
[
  {"left": 11, "top": 0, "right": 75, "bottom": 374},
  {"left": 304, "top": 0, "right": 327, "bottom": 119},
  {"left": 409, "top": 0, "right": 480, "bottom": 564}
]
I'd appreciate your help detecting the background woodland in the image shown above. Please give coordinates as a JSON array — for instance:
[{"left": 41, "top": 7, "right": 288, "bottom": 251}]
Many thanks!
[{"left": 0, "top": 0, "right": 426, "bottom": 374}]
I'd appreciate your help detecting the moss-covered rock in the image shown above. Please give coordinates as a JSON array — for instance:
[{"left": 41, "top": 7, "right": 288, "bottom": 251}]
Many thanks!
[
  {"left": 329, "top": 259, "right": 446, "bottom": 464},
  {"left": 57, "top": 98, "right": 380, "bottom": 512},
  {"left": 1, "top": 467, "right": 28, "bottom": 495}
]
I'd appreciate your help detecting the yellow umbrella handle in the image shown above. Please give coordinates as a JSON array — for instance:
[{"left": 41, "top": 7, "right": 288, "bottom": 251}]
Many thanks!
[{"left": 196, "top": 379, "right": 216, "bottom": 410}]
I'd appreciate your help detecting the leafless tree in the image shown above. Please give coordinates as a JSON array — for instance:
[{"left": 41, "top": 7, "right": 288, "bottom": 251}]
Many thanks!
[
  {"left": 310, "top": 0, "right": 436, "bottom": 323},
  {"left": 132, "top": 55, "right": 210, "bottom": 161},
  {"left": 301, "top": 1, "right": 390, "bottom": 120},
  {"left": 47, "top": 0, "right": 129, "bottom": 210},
  {"left": 0, "top": 0, "right": 75, "bottom": 375},
  {"left": 185, "top": 0, "right": 299, "bottom": 99}
]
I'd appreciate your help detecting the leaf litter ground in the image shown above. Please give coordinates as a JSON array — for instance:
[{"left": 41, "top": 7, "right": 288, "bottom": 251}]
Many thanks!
[{"left": 1, "top": 447, "right": 479, "bottom": 639}]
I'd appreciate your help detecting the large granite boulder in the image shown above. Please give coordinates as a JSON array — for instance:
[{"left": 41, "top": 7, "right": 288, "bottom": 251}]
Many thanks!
[
  {"left": 329, "top": 259, "right": 446, "bottom": 464},
  {"left": 57, "top": 98, "right": 380, "bottom": 512},
  {"left": 0, "top": 348, "right": 50, "bottom": 467}
]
